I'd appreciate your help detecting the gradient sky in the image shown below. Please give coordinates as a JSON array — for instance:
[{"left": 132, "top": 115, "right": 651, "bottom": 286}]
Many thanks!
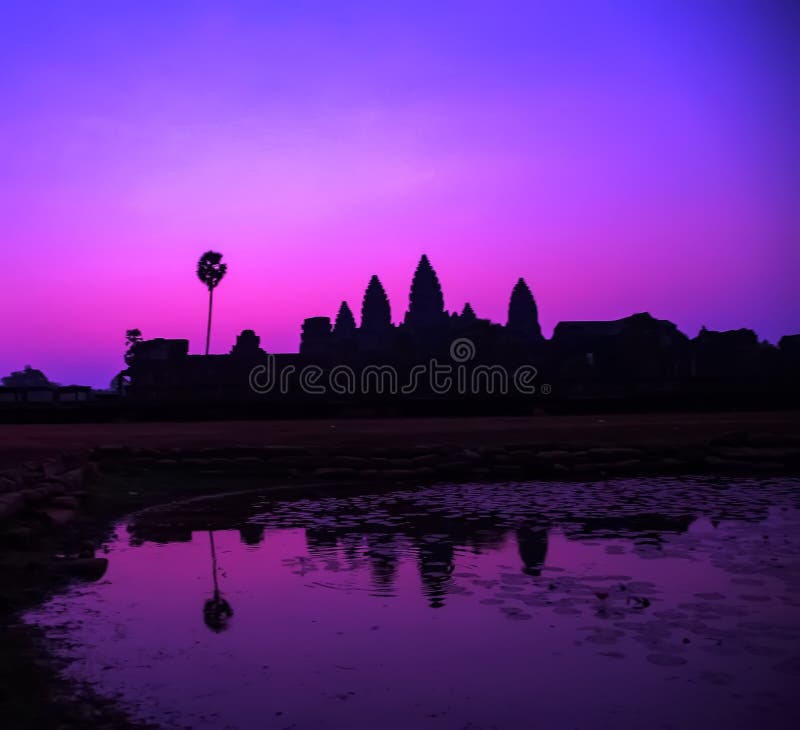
[{"left": 2, "top": 0, "right": 798, "bottom": 386}]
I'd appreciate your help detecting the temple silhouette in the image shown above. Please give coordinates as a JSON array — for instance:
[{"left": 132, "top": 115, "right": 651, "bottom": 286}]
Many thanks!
[{"left": 121, "top": 254, "right": 798, "bottom": 409}]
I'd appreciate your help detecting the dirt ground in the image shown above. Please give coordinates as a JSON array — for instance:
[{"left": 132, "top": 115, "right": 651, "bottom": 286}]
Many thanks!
[{"left": 1, "top": 411, "right": 799, "bottom": 465}]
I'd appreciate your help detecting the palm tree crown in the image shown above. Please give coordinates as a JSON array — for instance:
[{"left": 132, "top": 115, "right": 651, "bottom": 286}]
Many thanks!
[
  {"left": 197, "top": 250, "right": 227, "bottom": 290},
  {"left": 197, "top": 250, "right": 227, "bottom": 355}
]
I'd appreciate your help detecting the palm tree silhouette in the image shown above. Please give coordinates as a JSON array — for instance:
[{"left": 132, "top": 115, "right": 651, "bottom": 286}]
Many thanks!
[
  {"left": 197, "top": 251, "right": 227, "bottom": 355},
  {"left": 203, "top": 530, "right": 233, "bottom": 632},
  {"left": 124, "top": 328, "right": 142, "bottom": 366}
]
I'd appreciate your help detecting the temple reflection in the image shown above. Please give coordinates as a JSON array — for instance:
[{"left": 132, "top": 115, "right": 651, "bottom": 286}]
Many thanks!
[
  {"left": 516, "top": 526, "right": 549, "bottom": 577},
  {"left": 365, "top": 533, "right": 400, "bottom": 595},
  {"left": 122, "top": 479, "right": 780, "bottom": 613},
  {"left": 305, "top": 528, "right": 339, "bottom": 557},
  {"left": 416, "top": 535, "right": 455, "bottom": 609},
  {"left": 238, "top": 523, "right": 264, "bottom": 546}
]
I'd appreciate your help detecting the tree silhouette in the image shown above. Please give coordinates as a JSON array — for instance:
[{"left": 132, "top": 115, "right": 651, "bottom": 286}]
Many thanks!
[
  {"left": 333, "top": 300, "right": 357, "bottom": 337},
  {"left": 124, "top": 328, "right": 143, "bottom": 366},
  {"left": 405, "top": 254, "right": 445, "bottom": 327},
  {"left": 110, "top": 372, "right": 127, "bottom": 395},
  {"left": 197, "top": 251, "right": 227, "bottom": 355},
  {"left": 361, "top": 275, "right": 391, "bottom": 331},
  {"left": 1, "top": 365, "right": 52, "bottom": 387},
  {"left": 125, "top": 328, "right": 143, "bottom": 346}
]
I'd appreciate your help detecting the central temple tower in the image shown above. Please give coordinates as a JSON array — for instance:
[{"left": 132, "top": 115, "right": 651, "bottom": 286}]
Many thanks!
[{"left": 403, "top": 254, "right": 447, "bottom": 329}]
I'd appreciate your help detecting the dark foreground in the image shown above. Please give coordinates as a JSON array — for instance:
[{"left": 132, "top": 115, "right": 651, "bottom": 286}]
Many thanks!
[{"left": 1, "top": 411, "right": 800, "bottom": 728}]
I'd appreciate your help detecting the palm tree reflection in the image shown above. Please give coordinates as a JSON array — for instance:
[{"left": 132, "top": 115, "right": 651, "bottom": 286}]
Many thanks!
[{"left": 203, "top": 531, "right": 234, "bottom": 632}]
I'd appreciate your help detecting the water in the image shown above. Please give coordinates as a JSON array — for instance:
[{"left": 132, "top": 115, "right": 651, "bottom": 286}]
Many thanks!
[{"left": 26, "top": 478, "right": 800, "bottom": 729}]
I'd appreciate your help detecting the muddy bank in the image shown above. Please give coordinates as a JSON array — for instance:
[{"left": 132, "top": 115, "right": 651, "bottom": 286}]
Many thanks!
[{"left": 0, "top": 456, "right": 190, "bottom": 730}]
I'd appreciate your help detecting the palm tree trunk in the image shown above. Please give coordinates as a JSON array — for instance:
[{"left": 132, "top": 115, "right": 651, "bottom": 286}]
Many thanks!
[{"left": 205, "top": 287, "right": 213, "bottom": 355}]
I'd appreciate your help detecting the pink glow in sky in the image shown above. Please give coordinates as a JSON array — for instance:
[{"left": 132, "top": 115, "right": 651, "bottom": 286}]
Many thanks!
[{"left": 1, "top": 1, "right": 798, "bottom": 386}]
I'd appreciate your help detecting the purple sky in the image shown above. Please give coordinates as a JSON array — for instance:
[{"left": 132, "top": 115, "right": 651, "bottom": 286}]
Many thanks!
[{"left": 1, "top": 1, "right": 798, "bottom": 386}]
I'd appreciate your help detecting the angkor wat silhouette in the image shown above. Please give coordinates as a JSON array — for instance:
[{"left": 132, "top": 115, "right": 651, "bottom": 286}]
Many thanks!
[{"left": 126, "top": 254, "right": 799, "bottom": 405}]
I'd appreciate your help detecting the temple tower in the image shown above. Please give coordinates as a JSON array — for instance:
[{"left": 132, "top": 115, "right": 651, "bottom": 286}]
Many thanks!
[
  {"left": 360, "top": 275, "right": 392, "bottom": 351},
  {"left": 333, "top": 300, "right": 357, "bottom": 338},
  {"left": 332, "top": 300, "right": 357, "bottom": 356},
  {"left": 404, "top": 255, "right": 447, "bottom": 329},
  {"left": 300, "top": 317, "right": 332, "bottom": 357},
  {"left": 361, "top": 276, "right": 391, "bottom": 331},
  {"left": 507, "top": 277, "right": 543, "bottom": 342}
]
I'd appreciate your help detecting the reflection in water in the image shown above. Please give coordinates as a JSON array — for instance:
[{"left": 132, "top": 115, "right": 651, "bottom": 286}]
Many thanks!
[
  {"left": 203, "top": 531, "right": 234, "bottom": 633},
  {"left": 305, "top": 527, "right": 338, "bottom": 556},
  {"left": 25, "top": 478, "right": 800, "bottom": 730},
  {"left": 516, "top": 526, "right": 548, "bottom": 577},
  {"left": 416, "top": 535, "right": 455, "bottom": 609},
  {"left": 238, "top": 523, "right": 264, "bottom": 546},
  {"left": 365, "top": 533, "right": 399, "bottom": 595}
]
